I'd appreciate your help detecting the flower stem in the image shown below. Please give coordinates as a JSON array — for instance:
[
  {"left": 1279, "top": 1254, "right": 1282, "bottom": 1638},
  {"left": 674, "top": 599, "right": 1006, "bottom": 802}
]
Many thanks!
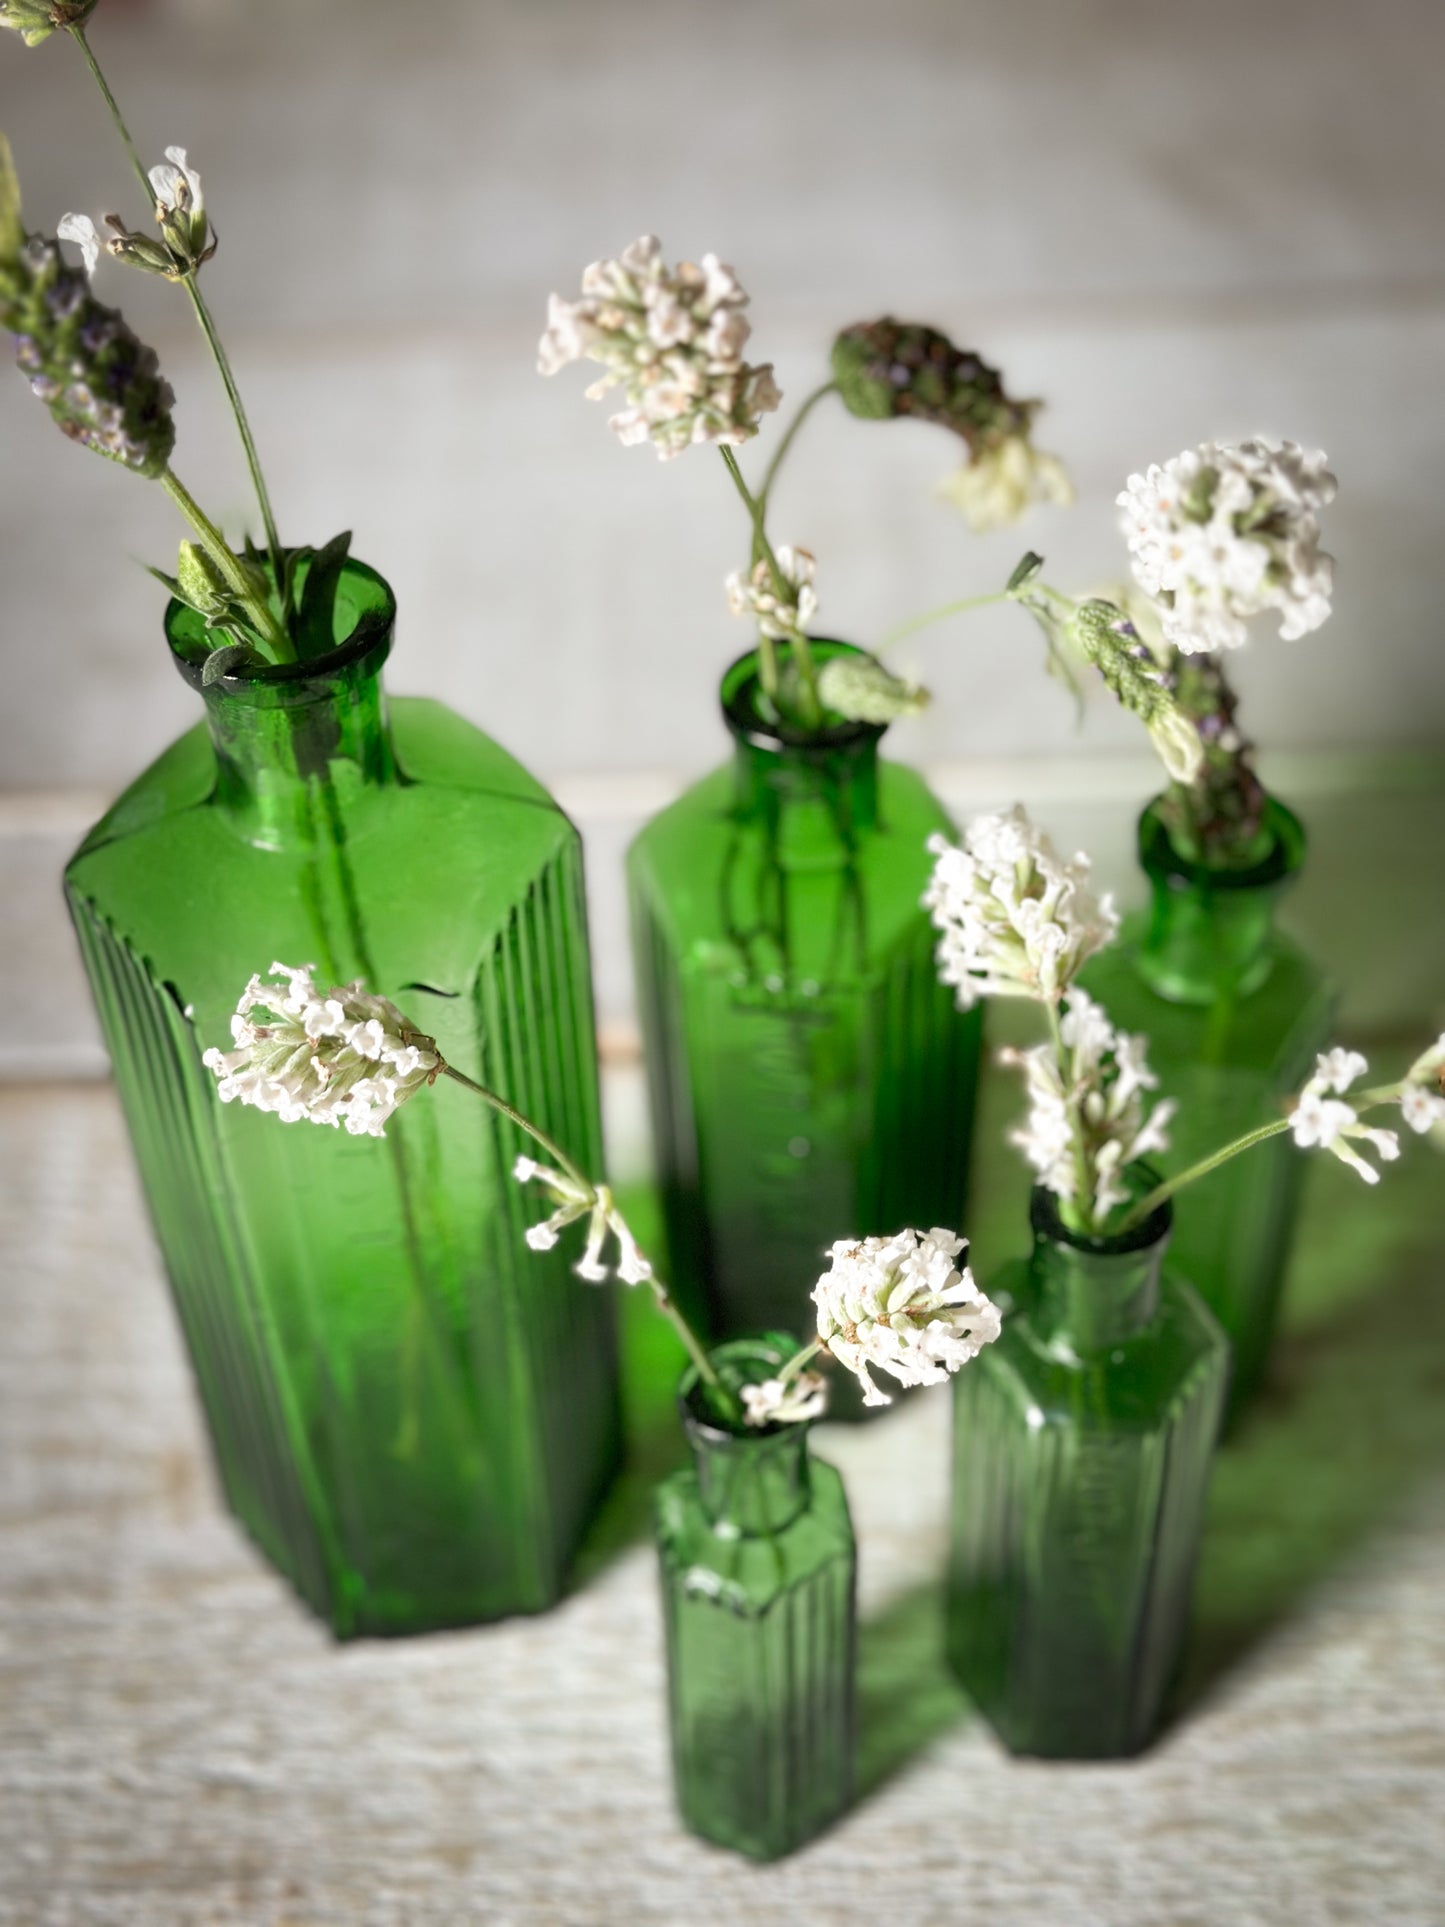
[
  {"left": 181, "top": 273, "right": 286, "bottom": 606},
  {"left": 439, "top": 1063, "right": 733, "bottom": 1412},
  {"left": 159, "top": 468, "right": 293, "bottom": 661},
  {"left": 718, "top": 445, "right": 821, "bottom": 728},
  {"left": 1115, "top": 1117, "right": 1293, "bottom": 1233},
  {"left": 756, "top": 379, "right": 838, "bottom": 514},
  {"left": 879, "top": 587, "right": 1011, "bottom": 651},
  {"left": 70, "top": 23, "right": 286, "bottom": 608}
]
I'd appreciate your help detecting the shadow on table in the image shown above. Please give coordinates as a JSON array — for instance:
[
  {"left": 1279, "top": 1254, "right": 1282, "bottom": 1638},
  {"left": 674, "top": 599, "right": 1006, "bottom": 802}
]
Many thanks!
[
  {"left": 1177, "top": 1153, "right": 1445, "bottom": 1719},
  {"left": 855, "top": 1580, "right": 973, "bottom": 1798}
]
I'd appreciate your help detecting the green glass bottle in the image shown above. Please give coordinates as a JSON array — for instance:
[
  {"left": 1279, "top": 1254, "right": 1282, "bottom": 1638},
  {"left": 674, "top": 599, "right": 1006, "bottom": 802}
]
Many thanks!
[
  {"left": 628, "top": 644, "right": 982, "bottom": 1365},
  {"left": 946, "top": 1186, "right": 1228, "bottom": 1758},
  {"left": 1081, "top": 796, "right": 1335, "bottom": 1414},
  {"left": 64, "top": 558, "right": 620, "bottom": 1637},
  {"left": 655, "top": 1335, "right": 856, "bottom": 1861}
]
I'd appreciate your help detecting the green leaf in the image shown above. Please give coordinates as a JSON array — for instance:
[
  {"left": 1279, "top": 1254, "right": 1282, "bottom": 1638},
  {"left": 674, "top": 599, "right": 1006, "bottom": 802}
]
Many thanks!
[
  {"left": 0, "top": 134, "right": 23, "bottom": 265},
  {"left": 201, "top": 641, "right": 259, "bottom": 686},
  {"left": 1006, "top": 550, "right": 1045, "bottom": 593},
  {"left": 144, "top": 565, "right": 185, "bottom": 601},
  {"left": 293, "top": 529, "right": 351, "bottom": 661}
]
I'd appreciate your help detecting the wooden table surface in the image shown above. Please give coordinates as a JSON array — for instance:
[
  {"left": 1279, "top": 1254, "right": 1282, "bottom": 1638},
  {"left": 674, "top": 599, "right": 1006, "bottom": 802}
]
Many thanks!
[{"left": 2, "top": 1079, "right": 1442, "bottom": 1926}]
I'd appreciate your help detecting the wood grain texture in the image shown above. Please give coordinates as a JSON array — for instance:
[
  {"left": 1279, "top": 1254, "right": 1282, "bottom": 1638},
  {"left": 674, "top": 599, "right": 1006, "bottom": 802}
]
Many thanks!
[{"left": 2, "top": 1082, "right": 1443, "bottom": 1926}]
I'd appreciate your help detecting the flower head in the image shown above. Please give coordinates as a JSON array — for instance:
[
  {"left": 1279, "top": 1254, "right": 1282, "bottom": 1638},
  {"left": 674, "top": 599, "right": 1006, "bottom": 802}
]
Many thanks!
[
  {"left": 202, "top": 965, "right": 440, "bottom": 1137},
  {"left": 0, "top": 229, "right": 175, "bottom": 475},
  {"left": 940, "top": 435, "right": 1074, "bottom": 533},
  {"left": 725, "top": 543, "right": 816, "bottom": 641},
  {"left": 147, "top": 145, "right": 211, "bottom": 268},
  {"left": 1118, "top": 439, "right": 1336, "bottom": 653},
  {"left": 1000, "top": 988, "right": 1176, "bottom": 1225},
  {"left": 538, "top": 235, "right": 780, "bottom": 459},
  {"left": 1065, "top": 598, "right": 1204, "bottom": 783},
  {"left": 813, "top": 1227, "right": 1001, "bottom": 1408},
  {"left": 816, "top": 651, "right": 930, "bottom": 726},
  {"left": 0, "top": 0, "right": 98, "bottom": 45},
  {"left": 740, "top": 1371, "right": 829, "bottom": 1428},
  {"left": 923, "top": 805, "right": 1119, "bottom": 1012},
  {"left": 1288, "top": 1048, "right": 1399, "bottom": 1183},
  {"left": 1399, "top": 1033, "right": 1445, "bottom": 1137},
  {"left": 511, "top": 1156, "right": 652, "bottom": 1286},
  {"left": 831, "top": 315, "right": 1070, "bottom": 530}
]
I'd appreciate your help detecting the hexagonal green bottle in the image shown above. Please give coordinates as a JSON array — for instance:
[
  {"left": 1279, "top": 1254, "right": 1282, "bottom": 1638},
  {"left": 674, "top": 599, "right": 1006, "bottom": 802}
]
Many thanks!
[
  {"left": 947, "top": 1186, "right": 1229, "bottom": 1757},
  {"left": 64, "top": 558, "right": 620, "bottom": 1636},
  {"left": 627, "top": 644, "right": 982, "bottom": 1371},
  {"left": 655, "top": 1336, "right": 856, "bottom": 1860},
  {"left": 1081, "top": 796, "right": 1335, "bottom": 1414}
]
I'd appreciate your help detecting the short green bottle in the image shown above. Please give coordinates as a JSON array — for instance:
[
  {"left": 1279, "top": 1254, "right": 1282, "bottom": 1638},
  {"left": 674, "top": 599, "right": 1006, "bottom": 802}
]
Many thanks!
[
  {"left": 628, "top": 644, "right": 982, "bottom": 1367},
  {"left": 947, "top": 1186, "right": 1228, "bottom": 1758},
  {"left": 1081, "top": 795, "right": 1335, "bottom": 1414},
  {"left": 655, "top": 1336, "right": 857, "bottom": 1861},
  {"left": 64, "top": 558, "right": 620, "bottom": 1636}
]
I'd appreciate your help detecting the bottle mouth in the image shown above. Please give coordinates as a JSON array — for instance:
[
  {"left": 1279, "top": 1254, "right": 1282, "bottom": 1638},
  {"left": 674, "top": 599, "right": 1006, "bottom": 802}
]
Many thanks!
[
  {"left": 720, "top": 639, "right": 889, "bottom": 753},
  {"left": 679, "top": 1332, "right": 806, "bottom": 1443},
  {"left": 1029, "top": 1176, "right": 1172, "bottom": 1257},
  {"left": 165, "top": 553, "right": 397, "bottom": 699},
  {"left": 1140, "top": 794, "right": 1305, "bottom": 893}
]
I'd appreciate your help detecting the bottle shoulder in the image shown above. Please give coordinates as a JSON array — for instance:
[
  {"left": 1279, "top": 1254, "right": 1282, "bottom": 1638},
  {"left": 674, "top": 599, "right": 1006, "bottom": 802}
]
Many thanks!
[
  {"left": 972, "top": 1265, "right": 1229, "bottom": 1431},
  {"left": 654, "top": 1457, "right": 854, "bottom": 1613}
]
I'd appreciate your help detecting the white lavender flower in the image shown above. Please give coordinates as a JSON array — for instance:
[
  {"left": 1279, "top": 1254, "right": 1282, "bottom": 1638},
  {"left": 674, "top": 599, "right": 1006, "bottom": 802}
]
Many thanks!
[
  {"left": 1288, "top": 1048, "right": 1400, "bottom": 1184},
  {"left": 923, "top": 806, "right": 1119, "bottom": 1012},
  {"left": 511, "top": 1156, "right": 652, "bottom": 1286},
  {"left": 56, "top": 212, "right": 100, "bottom": 279},
  {"left": 538, "top": 234, "right": 781, "bottom": 459},
  {"left": 812, "top": 1227, "right": 1001, "bottom": 1408},
  {"left": 1118, "top": 439, "right": 1336, "bottom": 654},
  {"left": 740, "top": 1371, "right": 830, "bottom": 1428},
  {"left": 147, "top": 145, "right": 210, "bottom": 264},
  {"left": 201, "top": 964, "right": 440, "bottom": 1137},
  {"left": 940, "top": 435, "right": 1074, "bottom": 533},
  {"left": 725, "top": 543, "right": 817, "bottom": 641},
  {"left": 1000, "top": 988, "right": 1176, "bottom": 1224},
  {"left": 1399, "top": 1032, "right": 1445, "bottom": 1135}
]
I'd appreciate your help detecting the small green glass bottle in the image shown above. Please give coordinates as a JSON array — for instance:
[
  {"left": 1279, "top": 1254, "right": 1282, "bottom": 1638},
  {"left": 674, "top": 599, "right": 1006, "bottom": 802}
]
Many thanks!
[
  {"left": 1081, "top": 796, "right": 1335, "bottom": 1414},
  {"left": 628, "top": 644, "right": 982, "bottom": 1366},
  {"left": 655, "top": 1336, "right": 856, "bottom": 1861},
  {"left": 946, "top": 1186, "right": 1228, "bottom": 1758},
  {"left": 64, "top": 558, "right": 620, "bottom": 1636}
]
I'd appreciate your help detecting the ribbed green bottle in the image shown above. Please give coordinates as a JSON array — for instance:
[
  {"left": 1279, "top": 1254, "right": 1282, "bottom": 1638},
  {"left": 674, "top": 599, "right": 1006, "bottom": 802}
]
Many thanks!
[
  {"left": 655, "top": 1336, "right": 856, "bottom": 1861},
  {"left": 64, "top": 558, "right": 620, "bottom": 1636},
  {"left": 947, "top": 1186, "right": 1228, "bottom": 1758},
  {"left": 628, "top": 644, "right": 981, "bottom": 1377},
  {"left": 1081, "top": 796, "right": 1334, "bottom": 1414}
]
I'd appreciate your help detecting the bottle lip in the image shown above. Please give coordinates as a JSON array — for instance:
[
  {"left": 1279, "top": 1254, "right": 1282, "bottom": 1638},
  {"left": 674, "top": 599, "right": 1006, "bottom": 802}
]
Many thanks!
[
  {"left": 1138, "top": 792, "right": 1306, "bottom": 894},
  {"left": 165, "top": 552, "right": 397, "bottom": 700},
  {"left": 1029, "top": 1176, "right": 1172, "bottom": 1258},
  {"left": 678, "top": 1331, "right": 810, "bottom": 1444},
  {"left": 720, "top": 638, "right": 889, "bottom": 753}
]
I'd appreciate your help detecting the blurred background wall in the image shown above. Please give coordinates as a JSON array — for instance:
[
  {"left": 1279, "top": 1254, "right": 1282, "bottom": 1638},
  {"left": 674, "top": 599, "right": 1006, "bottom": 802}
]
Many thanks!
[{"left": 2, "top": 0, "right": 1442, "bottom": 1149}]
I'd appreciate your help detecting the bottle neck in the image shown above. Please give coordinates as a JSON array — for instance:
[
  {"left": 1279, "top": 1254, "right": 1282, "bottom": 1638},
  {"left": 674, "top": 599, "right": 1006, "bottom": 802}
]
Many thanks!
[
  {"left": 166, "top": 556, "right": 398, "bottom": 852},
  {"left": 1135, "top": 795, "right": 1305, "bottom": 1005},
  {"left": 722, "top": 642, "right": 885, "bottom": 871},
  {"left": 680, "top": 1335, "right": 814, "bottom": 1536},
  {"left": 201, "top": 657, "right": 395, "bottom": 850},
  {"left": 1027, "top": 1187, "right": 1171, "bottom": 1357}
]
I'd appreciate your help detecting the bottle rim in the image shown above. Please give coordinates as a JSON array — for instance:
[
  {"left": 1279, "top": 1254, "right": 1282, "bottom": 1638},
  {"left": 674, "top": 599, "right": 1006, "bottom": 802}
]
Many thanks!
[
  {"left": 165, "top": 551, "right": 396, "bottom": 698},
  {"left": 719, "top": 638, "right": 889, "bottom": 753}
]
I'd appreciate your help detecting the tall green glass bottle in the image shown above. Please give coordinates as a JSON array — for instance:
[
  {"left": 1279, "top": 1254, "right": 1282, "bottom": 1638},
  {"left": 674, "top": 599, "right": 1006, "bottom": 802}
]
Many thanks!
[
  {"left": 947, "top": 1186, "right": 1228, "bottom": 1758},
  {"left": 64, "top": 558, "right": 620, "bottom": 1637},
  {"left": 1081, "top": 796, "right": 1334, "bottom": 1414},
  {"left": 655, "top": 1336, "right": 856, "bottom": 1861},
  {"left": 628, "top": 644, "right": 981, "bottom": 1362}
]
